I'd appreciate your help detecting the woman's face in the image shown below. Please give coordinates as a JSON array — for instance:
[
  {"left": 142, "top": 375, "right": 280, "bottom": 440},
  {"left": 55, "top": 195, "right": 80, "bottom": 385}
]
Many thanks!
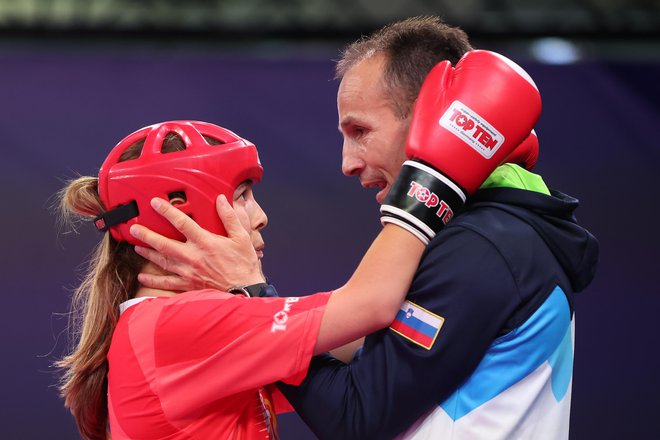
[{"left": 232, "top": 182, "right": 268, "bottom": 259}]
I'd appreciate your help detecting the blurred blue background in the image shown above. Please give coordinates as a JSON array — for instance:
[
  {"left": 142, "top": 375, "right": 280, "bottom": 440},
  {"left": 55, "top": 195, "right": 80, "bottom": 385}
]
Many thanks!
[{"left": 1, "top": 1, "right": 659, "bottom": 438}]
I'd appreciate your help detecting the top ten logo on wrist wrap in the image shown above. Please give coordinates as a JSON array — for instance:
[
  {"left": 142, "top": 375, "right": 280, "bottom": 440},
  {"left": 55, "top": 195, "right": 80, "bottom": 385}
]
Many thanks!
[{"left": 439, "top": 100, "right": 505, "bottom": 159}]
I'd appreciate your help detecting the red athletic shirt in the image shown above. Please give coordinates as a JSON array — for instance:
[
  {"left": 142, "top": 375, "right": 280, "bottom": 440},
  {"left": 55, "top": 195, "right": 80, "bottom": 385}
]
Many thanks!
[{"left": 106, "top": 289, "right": 330, "bottom": 439}]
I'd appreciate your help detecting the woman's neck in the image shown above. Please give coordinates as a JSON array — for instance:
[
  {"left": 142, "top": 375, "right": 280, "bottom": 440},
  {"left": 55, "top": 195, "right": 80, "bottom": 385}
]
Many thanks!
[
  {"left": 134, "top": 286, "right": 177, "bottom": 298},
  {"left": 134, "top": 262, "right": 180, "bottom": 298}
]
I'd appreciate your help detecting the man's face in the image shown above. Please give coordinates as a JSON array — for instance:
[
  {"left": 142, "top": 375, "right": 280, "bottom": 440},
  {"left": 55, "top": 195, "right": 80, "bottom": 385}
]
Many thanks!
[{"left": 337, "top": 54, "right": 410, "bottom": 204}]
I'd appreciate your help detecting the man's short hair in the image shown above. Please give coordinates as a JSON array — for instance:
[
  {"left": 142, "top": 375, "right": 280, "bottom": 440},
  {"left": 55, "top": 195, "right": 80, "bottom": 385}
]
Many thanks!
[{"left": 336, "top": 16, "right": 473, "bottom": 118}]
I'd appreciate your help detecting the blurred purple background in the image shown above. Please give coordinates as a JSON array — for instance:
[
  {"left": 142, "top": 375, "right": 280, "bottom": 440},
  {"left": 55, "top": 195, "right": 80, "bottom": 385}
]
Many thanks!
[{"left": 1, "top": 44, "right": 658, "bottom": 438}]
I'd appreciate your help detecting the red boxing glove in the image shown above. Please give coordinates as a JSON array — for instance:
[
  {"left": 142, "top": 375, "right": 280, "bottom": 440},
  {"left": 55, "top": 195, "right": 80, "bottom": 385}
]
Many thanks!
[
  {"left": 381, "top": 50, "right": 542, "bottom": 244},
  {"left": 505, "top": 130, "right": 539, "bottom": 171}
]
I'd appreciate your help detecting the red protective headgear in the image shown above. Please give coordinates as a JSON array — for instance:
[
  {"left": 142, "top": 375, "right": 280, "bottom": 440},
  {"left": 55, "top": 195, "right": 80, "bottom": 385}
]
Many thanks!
[{"left": 95, "top": 120, "right": 263, "bottom": 246}]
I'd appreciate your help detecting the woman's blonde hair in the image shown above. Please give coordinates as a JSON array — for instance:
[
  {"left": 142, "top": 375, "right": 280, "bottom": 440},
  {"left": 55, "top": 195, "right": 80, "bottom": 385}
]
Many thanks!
[
  {"left": 56, "top": 134, "right": 191, "bottom": 439},
  {"left": 55, "top": 145, "right": 147, "bottom": 439}
]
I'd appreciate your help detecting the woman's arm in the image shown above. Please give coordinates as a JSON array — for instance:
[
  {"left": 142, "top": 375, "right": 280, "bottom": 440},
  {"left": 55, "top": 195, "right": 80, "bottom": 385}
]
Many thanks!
[
  {"left": 315, "top": 224, "right": 424, "bottom": 354},
  {"left": 130, "top": 196, "right": 424, "bottom": 355},
  {"left": 330, "top": 338, "right": 365, "bottom": 363}
]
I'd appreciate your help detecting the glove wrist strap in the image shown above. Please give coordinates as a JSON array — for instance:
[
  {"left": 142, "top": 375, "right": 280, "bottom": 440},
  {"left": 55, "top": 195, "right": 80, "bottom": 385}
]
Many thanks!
[{"left": 380, "top": 160, "right": 466, "bottom": 244}]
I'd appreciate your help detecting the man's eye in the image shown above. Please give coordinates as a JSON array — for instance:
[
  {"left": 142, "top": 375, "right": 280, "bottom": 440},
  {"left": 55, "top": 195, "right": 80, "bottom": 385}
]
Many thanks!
[{"left": 347, "top": 127, "right": 366, "bottom": 140}]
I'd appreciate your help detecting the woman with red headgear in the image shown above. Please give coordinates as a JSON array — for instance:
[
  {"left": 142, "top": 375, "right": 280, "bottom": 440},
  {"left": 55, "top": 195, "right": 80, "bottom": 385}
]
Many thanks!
[{"left": 56, "top": 120, "right": 425, "bottom": 440}]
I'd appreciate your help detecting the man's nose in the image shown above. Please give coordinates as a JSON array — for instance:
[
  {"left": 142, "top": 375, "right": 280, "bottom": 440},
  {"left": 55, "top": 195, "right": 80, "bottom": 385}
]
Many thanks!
[{"left": 341, "top": 142, "right": 364, "bottom": 177}]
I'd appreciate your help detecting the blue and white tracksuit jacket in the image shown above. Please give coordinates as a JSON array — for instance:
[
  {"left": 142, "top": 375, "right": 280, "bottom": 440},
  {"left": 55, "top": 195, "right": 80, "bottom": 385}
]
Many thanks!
[{"left": 278, "top": 175, "right": 599, "bottom": 440}]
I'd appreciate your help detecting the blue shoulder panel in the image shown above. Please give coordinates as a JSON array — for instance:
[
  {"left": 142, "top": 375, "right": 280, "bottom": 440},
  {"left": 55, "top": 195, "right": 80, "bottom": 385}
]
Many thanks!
[{"left": 440, "top": 286, "right": 572, "bottom": 420}]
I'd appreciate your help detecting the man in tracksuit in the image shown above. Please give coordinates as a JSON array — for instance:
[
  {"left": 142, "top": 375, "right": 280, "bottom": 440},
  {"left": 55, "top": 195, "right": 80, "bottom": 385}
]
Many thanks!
[{"left": 276, "top": 17, "right": 599, "bottom": 439}]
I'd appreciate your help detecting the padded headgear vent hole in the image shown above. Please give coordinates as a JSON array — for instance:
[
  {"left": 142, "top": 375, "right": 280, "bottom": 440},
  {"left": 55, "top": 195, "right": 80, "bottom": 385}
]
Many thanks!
[
  {"left": 168, "top": 191, "right": 187, "bottom": 206},
  {"left": 203, "top": 135, "right": 225, "bottom": 146},
  {"left": 119, "top": 139, "right": 146, "bottom": 162},
  {"left": 162, "top": 133, "right": 186, "bottom": 153}
]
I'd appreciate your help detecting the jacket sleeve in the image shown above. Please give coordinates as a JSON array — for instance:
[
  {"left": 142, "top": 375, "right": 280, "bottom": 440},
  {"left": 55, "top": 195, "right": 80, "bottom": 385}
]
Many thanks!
[{"left": 278, "top": 226, "right": 522, "bottom": 439}]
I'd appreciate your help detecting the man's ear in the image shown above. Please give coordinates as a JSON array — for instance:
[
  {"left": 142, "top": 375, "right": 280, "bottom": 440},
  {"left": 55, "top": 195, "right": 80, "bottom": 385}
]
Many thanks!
[{"left": 401, "top": 96, "right": 417, "bottom": 122}]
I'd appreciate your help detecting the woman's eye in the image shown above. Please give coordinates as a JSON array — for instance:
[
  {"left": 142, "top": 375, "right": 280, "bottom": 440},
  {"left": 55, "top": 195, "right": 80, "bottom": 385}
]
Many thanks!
[
  {"left": 234, "top": 182, "right": 253, "bottom": 202},
  {"left": 237, "top": 188, "right": 251, "bottom": 201}
]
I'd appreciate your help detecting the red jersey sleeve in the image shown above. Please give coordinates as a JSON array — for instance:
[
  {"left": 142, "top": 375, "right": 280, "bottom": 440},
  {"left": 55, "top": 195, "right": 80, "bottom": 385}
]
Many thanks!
[{"left": 137, "top": 290, "right": 329, "bottom": 420}]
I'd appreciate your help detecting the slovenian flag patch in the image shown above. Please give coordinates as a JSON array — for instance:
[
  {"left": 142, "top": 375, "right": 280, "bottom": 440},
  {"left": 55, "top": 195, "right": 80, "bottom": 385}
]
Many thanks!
[{"left": 390, "top": 301, "right": 444, "bottom": 350}]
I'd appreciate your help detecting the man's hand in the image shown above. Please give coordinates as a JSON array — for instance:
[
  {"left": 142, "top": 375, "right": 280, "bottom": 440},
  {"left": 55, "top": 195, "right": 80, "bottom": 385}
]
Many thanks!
[{"left": 129, "top": 195, "right": 265, "bottom": 292}]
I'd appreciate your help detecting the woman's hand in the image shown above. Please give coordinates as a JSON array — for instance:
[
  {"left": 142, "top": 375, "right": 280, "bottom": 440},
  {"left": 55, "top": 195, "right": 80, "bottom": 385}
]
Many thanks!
[{"left": 129, "top": 195, "right": 265, "bottom": 292}]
